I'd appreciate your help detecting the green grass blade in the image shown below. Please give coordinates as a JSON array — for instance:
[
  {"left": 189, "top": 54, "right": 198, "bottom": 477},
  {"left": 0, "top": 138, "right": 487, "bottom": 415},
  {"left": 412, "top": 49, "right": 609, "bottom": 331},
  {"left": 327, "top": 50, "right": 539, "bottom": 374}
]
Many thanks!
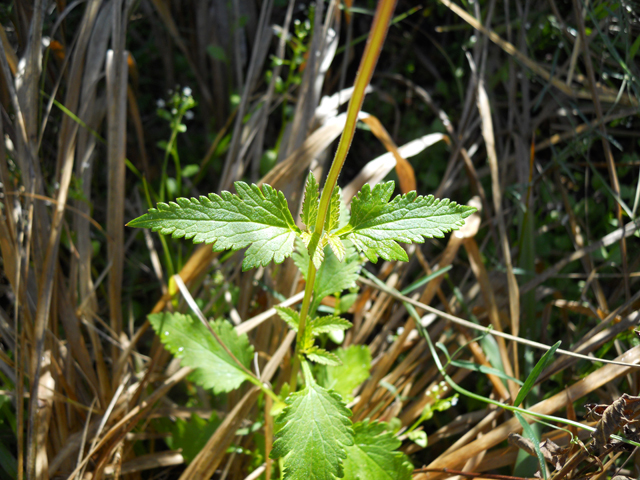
[
  {"left": 514, "top": 341, "right": 561, "bottom": 408},
  {"left": 514, "top": 412, "right": 547, "bottom": 480}
]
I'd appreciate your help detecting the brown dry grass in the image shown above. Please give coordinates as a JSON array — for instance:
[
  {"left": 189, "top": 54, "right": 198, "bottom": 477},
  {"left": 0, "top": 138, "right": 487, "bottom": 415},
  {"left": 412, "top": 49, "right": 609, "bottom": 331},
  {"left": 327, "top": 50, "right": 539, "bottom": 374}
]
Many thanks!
[{"left": 0, "top": 0, "right": 639, "bottom": 479}]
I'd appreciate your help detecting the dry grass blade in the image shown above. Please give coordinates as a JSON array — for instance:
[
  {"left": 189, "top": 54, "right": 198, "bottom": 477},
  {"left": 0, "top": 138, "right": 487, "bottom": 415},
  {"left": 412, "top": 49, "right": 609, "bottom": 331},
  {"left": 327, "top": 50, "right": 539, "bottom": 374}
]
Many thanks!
[
  {"left": 475, "top": 67, "right": 520, "bottom": 395},
  {"left": 1, "top": 0, "right": 638, "bottom": 477},
  {"left": 438, "top": 0, "right": 638, "bottom": 106},
  {"left": 343, "top": 132, "right": 445, "bottom": 201},
  {"left": 521, "top": 218, "right": 640, "bottom": 294},
  {"left": 106, "top": 26, "right": 129, "bottom": 388},
  {"left": 358, "top": 112, "right": 416, "bottom": 193}
]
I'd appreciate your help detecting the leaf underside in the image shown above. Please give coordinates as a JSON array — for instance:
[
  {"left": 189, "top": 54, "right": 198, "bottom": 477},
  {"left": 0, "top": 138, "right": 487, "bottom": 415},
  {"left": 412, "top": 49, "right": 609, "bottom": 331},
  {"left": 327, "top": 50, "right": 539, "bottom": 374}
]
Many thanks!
[
  {"left": 128, "top": 182, "right": 300, "bottom": 270},
  {"left": 148, "top": 312, "right": 253, "bottom": 394},
  {"left": 271, "top": 381, "right": 354, "bottom": 480}
]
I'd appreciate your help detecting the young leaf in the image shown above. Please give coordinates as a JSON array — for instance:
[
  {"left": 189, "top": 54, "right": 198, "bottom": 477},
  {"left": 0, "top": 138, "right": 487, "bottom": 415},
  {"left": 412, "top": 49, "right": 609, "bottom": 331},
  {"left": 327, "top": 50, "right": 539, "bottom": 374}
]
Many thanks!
[
  {"left": 128, "top": 182, "right": 301, "bottom": 271},
  {"left": 335, "top": 182, "right": 476, "bottom": 263},
  {"left": 310, "top": 315, "right": 353, "bottom": 336},
  {"left": 342, "top": 421, "right": 413, "bottom": 480},
  {"left": 324, "top": 186, "right": 342, "bottom": 233},
  {"left": 327, "top": 233, "right": 346, "bottom": 261},
  {"left": 407, "top": 430, "right": 427, "bottom": 448},
  {"left": 271, "top": 363, "right": 354, "bottom": 480},
  {"left": 514, "top": 341, "right": 561, "bottom": 407},
  {"left": 305, "top": 346, "right": 341, "bottom": 366},
  {"left": 301, "top": 172, "right": 319, "bottom": 231},
  {"left": 293, "top": 238, "right": 362, "bottom": 309},
  {"left": 275, "top": 306, "right": 300, "bottom": 332},
  {"left": 325, "top": 345, "right": 372, "bottom": 401},
  {"left": 149, "top": 312, "right": 253, "bottom": 394}
]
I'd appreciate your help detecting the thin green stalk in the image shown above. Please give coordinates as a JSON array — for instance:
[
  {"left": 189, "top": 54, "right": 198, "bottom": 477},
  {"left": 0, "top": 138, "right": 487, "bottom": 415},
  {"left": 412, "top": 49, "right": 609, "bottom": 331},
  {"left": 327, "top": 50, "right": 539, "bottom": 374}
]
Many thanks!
[
  {"left": 288, "top": 0, "right": 398, "bottom": 393},
  {"left": 289, "top": 263, "right": 317, "bottom": 391}
]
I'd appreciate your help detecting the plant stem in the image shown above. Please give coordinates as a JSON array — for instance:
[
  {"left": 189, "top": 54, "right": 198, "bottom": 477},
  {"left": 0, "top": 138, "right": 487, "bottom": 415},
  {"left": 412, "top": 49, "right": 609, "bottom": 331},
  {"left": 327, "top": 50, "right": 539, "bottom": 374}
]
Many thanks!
[
  {"left": 287, "top": 0, "right": 398, "bottom": 393},
  {"left": 288, "top": 262, "right": 316, "bottom": 391}
]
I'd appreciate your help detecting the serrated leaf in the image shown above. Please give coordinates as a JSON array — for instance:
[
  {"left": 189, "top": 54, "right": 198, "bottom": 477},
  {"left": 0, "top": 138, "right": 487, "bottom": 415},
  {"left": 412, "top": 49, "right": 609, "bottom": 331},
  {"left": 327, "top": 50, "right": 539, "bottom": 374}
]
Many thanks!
[
  {"left": 128, "top": 182, "right": 301, "bottom": 271},
  {"left": 148, "top": 312, "right": 253, "bottom": 393},
  {"left": 302, "top": 172, "right": 319, "bottom": 231},
  {"left": 327, "top": 234, "right": 346, "bottom": 261},
  {"left": 324, "top": 187, "right": 342, "bottom": 233},
  {"left": 310, "top": 316, "right": 353, "bottom": 335},
  {"left": 335, "top": 182, "right": 476, "bottom": 263},
  {"left": 301, "top": 323, "right": 315, "bottom": 351},
  {"left": 325, "top": 345, "right": 371, "bottom": 401},
  {"left": 293, "top": 238, "right": 362, "bottom": 309},
  {"left": 306, "top": 346, "right": 342, "bottom": 366},
  {"left": 343, "top": 421, "right": 413, "bottom": 480},
  {"left": 271, "top": 363, "right": 354, "bottom": 480},
  {"left": 311, "top": 236, "right": 326, "bottom": 270},
  {"left": 275, "top": 306, "right": 300, "bottom": 331}
]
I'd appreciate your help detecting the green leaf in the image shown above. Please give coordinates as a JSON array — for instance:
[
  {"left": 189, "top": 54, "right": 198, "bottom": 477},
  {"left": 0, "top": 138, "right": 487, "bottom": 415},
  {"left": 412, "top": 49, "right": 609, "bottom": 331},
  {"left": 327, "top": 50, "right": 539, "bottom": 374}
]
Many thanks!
[
  {"left": 325, "top": 345, "right": 371, "bottom": 401},
  {"left": 302, "top": 172, "right": 319, "bottom": 231},
  {"left": 630, "top": 33, "right": 640, "bottom": 61},
  {"left": 335, "top": 182, "right": 476, "bottom": 263},
  {"left": 327, "top": 234, "right": 346, "bottom": 261},
  {"left": 275, "top": 306, "right": 300, "bottom": 331},
  {"left": 306, "top": 346, "right": 342, "bottom": 366},
  {"left": 148, "top": 312, "right": 253, "bottom": 393},
  {"left": 514, "top": 341, "right": 561, "bottom": 407},
  {"left": 128, "top": 182, "right": 301, "bottom": 271},
  {"left": 165, "top": 413, "right": 221, "bottom": 463},
  {"left": 293, "top": 238, "right": 362, "bottom": 309},
  {"left": 407, "top": 430, "right": 427, "bottom": 448},
  {"left": 271, "top": 363, "right": 354, "bottom": 480},
  {"left": 343, "top": 421, "right": 413, "bottom": 480},
  {"left": 324, "top": 186, "right": 342, "bottom": 233},
  {"left": 310, "top": 315, "right": 353, "bottom": 335},
  {"left": 515, "top": 412, "right": 548, "bottom": 480},
  {"left": 418, "top": 395, "right": 459, "bottom": 422}
]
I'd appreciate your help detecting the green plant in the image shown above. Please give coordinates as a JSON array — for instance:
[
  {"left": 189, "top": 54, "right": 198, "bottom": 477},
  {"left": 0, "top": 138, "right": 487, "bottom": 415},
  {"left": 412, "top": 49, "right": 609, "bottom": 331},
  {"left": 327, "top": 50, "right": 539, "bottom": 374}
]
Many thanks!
[
  {"left": 128, "top": 174, "right": 474, "bottom": 477},
  {"left": 127, "top": 1, "right": 475, "bottom": 477}
]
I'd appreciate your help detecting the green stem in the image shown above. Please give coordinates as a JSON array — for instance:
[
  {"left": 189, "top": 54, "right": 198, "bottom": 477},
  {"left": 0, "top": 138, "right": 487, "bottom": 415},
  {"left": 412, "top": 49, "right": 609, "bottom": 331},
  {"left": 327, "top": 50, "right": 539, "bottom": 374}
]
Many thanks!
[
  {"left": 289, "top": 262, "right": 317, "bottom": 392},
  {"left": 314, "top": 0, "right": 398, "bottom": 235},
  {"left": 247, "top": 375, "right": 280, "bottom": 403},
  {"left": 288, "top": 0, "right": 398, "bottom": 394}
]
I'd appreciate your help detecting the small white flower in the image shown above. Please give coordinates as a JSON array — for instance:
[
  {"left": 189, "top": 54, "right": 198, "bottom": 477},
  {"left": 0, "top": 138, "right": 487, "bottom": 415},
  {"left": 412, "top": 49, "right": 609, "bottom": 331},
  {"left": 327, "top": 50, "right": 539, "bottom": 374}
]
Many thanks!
[
  {"left": 171, "top": 108, "right": 178, "bottom": 115},
  {"left": 156, "top": 99, "right": 165, "bottom": 108},
  {"left": 451, "top": 396, "right": 459, "bottom": 406},
  {"left": 185, "top": 111, "right": 194, "bottom": 120},
  {"left": 183, "top": 86, "right": 192, "bottom": 97},
  {"left": 397, "top": 327, "right": 404, "bottom": 335}
]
